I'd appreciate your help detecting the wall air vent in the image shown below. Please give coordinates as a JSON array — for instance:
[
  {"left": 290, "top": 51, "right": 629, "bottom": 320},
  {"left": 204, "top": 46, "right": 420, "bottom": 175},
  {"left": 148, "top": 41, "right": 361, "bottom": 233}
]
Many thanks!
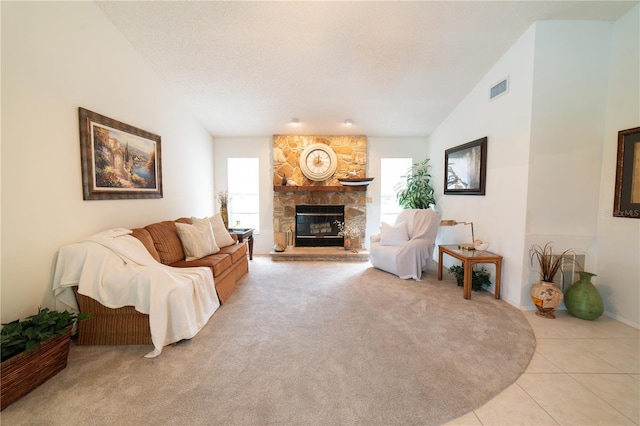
[
  {"left": 552, "top": 253, "right": 586, "bottom": 292},
  {"left": 490, "top": 77, "right": 509, "bottom": 100}
]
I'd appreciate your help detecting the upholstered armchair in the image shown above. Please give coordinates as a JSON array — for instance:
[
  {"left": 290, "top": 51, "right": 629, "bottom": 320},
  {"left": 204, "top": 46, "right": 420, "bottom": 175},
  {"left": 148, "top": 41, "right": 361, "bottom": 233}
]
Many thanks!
[{"left": 369, "top": 209, "right": 441, "bottom": 280}]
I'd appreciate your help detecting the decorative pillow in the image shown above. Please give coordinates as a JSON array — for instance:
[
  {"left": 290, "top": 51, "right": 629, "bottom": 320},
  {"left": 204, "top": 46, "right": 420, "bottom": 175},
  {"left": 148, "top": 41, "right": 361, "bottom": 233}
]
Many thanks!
[
  {"left": 380, "top": 221, "right": 409, "bottom": 246},
  {"left": 175, "top": 219, "right": 219, "bottom": 261},
  {"left": 208, "top": 214, "right": 235, "bottom": 248}
]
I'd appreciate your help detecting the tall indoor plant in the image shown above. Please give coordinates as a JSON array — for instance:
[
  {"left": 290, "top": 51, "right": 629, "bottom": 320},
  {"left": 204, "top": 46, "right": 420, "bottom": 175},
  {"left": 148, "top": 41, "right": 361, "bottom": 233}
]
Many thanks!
[{"left": 394, "top": 158, "right": 436, "bottom": 209}]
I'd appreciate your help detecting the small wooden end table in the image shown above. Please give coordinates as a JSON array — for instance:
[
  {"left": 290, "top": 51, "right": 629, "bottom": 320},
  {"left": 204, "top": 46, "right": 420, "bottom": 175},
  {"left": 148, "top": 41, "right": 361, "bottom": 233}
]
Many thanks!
[
  {"left": 437, "top": 244, "right": 503, "bottom": 300},
  {"left": 229, "top": 228, "right": 254, "bottom": 260}
]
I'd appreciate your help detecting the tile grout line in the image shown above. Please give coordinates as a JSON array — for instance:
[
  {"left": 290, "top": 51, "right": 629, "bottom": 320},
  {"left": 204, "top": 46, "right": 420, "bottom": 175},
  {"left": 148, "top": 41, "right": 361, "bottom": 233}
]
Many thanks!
[
  {"left": 512, "top": 381, "right": 562, "bottom": 425},
  {"left": 534, "top": 332, "right": 638, "bottom": 425},
  {"left": 565, "top": 372, "right": 639, "bottom": 425},
  {"left": 469, "top": 410, "right": 483, "bottom": 425},
  {"left": 523, "top": 331, "right": 628, "bottom": 425}
]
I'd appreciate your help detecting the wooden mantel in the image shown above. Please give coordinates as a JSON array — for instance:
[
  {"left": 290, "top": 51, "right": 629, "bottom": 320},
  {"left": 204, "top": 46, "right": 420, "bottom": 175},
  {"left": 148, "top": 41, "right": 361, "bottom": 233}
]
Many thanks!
[{"left": 273, "top": 185, "right": 367, "bottom": 192}]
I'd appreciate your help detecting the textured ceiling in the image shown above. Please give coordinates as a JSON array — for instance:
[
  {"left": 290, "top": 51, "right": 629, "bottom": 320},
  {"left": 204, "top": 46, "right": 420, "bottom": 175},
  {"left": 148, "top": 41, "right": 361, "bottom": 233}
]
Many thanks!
[{"left": 97, "top": 1, "right": 637, "bottom": 137}]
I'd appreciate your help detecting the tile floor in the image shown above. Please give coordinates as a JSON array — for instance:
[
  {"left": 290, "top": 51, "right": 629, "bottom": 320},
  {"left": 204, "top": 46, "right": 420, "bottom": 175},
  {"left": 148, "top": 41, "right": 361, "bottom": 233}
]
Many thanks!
[{"left": 446, "top": 310, "right": 640, "bottom": 426}]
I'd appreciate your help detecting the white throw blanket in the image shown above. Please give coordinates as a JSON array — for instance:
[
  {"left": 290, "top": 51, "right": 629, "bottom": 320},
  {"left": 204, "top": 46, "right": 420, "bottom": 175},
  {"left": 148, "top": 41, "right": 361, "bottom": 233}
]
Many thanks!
[
  {"left": 395, "top": 209, "right": 441, "bottom": 279},
  {"left": 369, "top": 209, "right": 441, "bottom": 280},
  {"left": 52, "top": 229, "right": 220, "bottom": 358}
]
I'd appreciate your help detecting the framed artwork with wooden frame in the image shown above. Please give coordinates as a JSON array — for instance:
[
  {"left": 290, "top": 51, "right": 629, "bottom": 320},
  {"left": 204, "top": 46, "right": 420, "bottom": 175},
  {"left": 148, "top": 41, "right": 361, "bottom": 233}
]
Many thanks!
[
  {"left": 613, "top": 126, "right": 640, "bottom": 218},
  {"left": 78, "top": 107, "right": 163, "bottom": 200},
  {"left": 444, "top": 137, "right": 487, "bottom": 195}
]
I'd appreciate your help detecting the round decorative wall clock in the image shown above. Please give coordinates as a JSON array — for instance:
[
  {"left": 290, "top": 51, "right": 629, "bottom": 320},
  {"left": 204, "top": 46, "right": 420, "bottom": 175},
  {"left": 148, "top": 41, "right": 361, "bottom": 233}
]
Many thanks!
[{"left": 299, "top": 143, "right": 338, "bottom": 181}]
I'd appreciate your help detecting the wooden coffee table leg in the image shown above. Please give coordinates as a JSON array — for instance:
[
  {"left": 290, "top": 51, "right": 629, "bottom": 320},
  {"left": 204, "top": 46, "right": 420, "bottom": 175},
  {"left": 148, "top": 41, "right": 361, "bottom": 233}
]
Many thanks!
[
  {"left": 494, "top": 259, "right": 502, "bottom": 299},
  {"left": 463, "top": 260, "right": 473, "bottom": 299}
]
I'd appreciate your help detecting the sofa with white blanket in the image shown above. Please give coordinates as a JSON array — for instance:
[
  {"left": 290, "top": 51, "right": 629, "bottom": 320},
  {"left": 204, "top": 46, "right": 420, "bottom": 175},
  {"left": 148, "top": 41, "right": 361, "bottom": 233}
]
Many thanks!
[
  {"left": 53, "top": 215, "right": 248, "bottom": 357},
  {"left": 369, "top": 209, "right": 441, "bottom": 280},
  {"left": 130, "top": 216, "right": 248, "bottom": 304}
]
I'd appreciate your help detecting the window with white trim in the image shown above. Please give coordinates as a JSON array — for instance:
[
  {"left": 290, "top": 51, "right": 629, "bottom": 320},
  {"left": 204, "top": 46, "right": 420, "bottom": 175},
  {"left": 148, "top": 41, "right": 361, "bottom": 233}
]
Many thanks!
[
  {"left": 380, "top": 158, "right": 412, "bottom": 225},
  {"left": 227, "top": 158, "right": 259, "bottom": 231}
]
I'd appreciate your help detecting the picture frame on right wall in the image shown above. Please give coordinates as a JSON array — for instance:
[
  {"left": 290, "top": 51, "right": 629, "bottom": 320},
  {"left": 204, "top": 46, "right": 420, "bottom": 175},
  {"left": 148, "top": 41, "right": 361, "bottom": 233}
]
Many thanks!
[
  {"left": 444, "top": 137, "right": 487, "bottom": 195},
  {"left": 613, "top": 126, "right": 640, "bottom": 218}
]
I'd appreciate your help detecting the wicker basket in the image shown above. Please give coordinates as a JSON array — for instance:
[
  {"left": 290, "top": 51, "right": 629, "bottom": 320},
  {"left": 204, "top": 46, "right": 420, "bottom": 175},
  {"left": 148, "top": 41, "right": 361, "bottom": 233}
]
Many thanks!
[
  {"left": 0, "top": 327, "right": 72, "bottom": 410},
  {"left": 72, "top": 287, "right": 152, "bottom": 345}
]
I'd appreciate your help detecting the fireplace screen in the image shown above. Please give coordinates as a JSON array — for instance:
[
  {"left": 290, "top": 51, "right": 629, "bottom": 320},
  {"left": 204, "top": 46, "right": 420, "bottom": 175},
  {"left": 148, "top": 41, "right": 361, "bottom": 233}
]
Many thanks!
[{"left": 295, "top": 205, "right": 344, "bottom": 247}]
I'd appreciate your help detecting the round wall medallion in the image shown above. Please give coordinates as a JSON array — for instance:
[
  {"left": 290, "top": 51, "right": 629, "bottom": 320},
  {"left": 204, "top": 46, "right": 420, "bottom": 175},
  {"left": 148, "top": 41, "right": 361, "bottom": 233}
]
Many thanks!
[{"left": 299, "top": 143, "right": 338, "bottom": 182}]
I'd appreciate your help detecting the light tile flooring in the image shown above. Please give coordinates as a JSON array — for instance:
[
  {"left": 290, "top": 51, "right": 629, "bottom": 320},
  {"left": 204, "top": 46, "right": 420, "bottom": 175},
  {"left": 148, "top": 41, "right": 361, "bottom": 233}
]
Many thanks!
[{"left": 446, "top": 310, "right": 640, "bottom": 426}]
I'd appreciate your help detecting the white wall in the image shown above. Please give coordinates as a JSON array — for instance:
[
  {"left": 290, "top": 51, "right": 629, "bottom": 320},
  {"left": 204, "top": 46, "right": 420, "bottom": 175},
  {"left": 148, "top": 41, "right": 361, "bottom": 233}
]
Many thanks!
[
  {"left": 524, "top": 20, "right": 613, "bottom": 306},
  {"left": 1, "top": 2, "right": 214, "bottom": 323},
  {"left": 596, "top": 6, "right": 640, "bottom": 326},
  {"left": 213, "top": 137, "right": 273, "bottom": 254},
  {"left": 428, "top": 25, "right": 536, "bottom": 307}
]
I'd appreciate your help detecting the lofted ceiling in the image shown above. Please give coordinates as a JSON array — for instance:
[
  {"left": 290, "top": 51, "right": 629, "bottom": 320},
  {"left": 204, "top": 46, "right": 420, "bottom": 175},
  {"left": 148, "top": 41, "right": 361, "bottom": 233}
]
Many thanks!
[{"left": 97, "top": 1, "right": 637, "bottom": 138}]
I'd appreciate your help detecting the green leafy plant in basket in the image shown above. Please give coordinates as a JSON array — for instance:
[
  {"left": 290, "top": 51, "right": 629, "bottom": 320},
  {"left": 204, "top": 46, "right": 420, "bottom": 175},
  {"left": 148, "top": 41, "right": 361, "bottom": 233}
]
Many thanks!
[
  {"left": 0, "top": 308, "right": 91, "bottom": 362},
  {"left": 447, "top": 265, "right": 491, "bottom": 291}
]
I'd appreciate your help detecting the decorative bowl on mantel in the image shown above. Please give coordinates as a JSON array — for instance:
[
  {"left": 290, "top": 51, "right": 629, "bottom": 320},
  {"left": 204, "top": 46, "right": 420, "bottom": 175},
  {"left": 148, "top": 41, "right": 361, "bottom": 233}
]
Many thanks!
[{"left": 338, "top": 178, "right": 374, "bottom": 187}]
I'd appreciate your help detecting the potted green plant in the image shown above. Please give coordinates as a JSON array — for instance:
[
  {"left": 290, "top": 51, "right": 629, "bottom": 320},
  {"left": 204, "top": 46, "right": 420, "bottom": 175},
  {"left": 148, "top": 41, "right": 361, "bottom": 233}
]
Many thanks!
[
  {"left": 1, "top": 307, "right": 91, "bottom": 410},
  {"left": 447, "top": 265, "right": 491, "bottom": 291},
  {"left": 529, "top": 242, "right": 576, "bottom": 319},
  {"left": 394, "top": 158, "right": 436, "bottom": 209}
]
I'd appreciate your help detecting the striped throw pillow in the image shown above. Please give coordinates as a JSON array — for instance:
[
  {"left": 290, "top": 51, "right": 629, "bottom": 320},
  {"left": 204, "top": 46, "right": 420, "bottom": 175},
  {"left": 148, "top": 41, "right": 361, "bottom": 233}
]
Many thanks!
[{"left": 175, "top": 219, "right": 219, "bottom": 261}]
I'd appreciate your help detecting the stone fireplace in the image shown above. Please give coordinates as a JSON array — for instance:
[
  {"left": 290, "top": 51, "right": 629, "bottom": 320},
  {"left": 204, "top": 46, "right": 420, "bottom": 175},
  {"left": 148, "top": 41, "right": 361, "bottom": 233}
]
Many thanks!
[{"left": 272, "top": 135, "right": 367, "bottom": 248}]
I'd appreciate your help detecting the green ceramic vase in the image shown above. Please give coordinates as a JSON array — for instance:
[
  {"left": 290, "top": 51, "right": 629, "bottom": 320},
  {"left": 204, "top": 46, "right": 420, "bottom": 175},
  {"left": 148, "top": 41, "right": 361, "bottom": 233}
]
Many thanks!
[{"left": 564, "top": 272, "right": 604, "bottom": 320}]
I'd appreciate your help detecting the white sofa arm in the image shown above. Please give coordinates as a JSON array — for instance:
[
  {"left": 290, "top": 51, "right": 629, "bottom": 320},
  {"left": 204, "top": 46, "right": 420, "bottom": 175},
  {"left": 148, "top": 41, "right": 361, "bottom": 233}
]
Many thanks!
[{"left": 370, "top": 233, "right": 381, "bottom": 243}]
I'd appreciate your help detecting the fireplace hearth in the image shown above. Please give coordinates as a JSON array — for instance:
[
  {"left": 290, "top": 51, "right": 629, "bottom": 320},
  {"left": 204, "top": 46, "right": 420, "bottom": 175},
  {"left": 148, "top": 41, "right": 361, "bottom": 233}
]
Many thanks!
[{"left": 295, "top": 205, "right": 344, "bottom": 247}]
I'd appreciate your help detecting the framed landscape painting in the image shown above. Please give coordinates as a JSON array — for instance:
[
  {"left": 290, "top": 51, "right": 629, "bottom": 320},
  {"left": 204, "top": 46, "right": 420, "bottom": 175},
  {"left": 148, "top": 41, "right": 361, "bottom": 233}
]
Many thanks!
[
  {"left": 613, "top": 126, "right": 640, "bottom": 218},
  {"left": 444, "top": 137, "right": 487, "bottom": 195},
  {"left": 79, "top": 107, "right": 163, "bottom": 200}
]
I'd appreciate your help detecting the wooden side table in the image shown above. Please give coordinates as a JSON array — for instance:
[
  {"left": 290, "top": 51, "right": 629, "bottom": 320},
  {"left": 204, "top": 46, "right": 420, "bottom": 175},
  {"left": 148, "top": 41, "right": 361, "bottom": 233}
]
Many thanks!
[
  {"left": 229, "top": 228, "right": 254, "bottom": 260},
  {"left": 437, "top": 244, "right": 502, "bottom": 299}
]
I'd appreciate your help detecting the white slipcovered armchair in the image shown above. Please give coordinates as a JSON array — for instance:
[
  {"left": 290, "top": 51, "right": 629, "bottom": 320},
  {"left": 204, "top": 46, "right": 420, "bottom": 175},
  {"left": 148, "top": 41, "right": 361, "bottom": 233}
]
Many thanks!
[{"left": 369, "top": 209, "right": 441, "bottom": 280}]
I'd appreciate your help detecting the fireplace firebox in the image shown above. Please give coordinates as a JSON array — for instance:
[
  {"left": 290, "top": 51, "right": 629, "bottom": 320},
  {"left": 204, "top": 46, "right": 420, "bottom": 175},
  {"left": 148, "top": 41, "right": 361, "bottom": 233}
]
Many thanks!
[{"left": 295, "top": 205, "right": 344, "bottom": 247}]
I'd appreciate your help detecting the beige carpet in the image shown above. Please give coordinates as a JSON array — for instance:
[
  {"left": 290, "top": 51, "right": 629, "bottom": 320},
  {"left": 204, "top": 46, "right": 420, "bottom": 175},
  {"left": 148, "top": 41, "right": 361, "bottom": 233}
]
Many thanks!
[{"left": 1, "top": 257, "right": 535, "bottom": 425}]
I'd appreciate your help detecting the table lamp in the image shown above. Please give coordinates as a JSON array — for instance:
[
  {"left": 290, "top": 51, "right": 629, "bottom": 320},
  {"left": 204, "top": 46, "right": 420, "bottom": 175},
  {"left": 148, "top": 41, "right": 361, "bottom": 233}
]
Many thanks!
[{"left": 440, "top": 220, "right": 475, "bottom": 250}]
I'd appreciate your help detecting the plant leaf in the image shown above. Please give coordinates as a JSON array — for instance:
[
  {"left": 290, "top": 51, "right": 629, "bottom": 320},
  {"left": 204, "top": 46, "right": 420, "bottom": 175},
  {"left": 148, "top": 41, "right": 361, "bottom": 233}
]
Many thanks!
[{"left": 25, "top": 340, "right": 41, "bottom": 352}]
